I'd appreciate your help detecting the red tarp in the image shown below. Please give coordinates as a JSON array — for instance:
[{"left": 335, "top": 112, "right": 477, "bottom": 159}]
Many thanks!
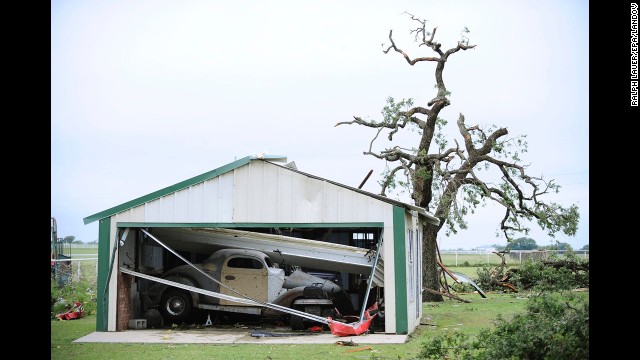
[{"left": 328, "top": 302, "right": 378, "bottom": 337}]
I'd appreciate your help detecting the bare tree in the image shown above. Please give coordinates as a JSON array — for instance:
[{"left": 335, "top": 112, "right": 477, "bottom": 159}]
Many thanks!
[{"left": 335, "top": 13, "right": 579, "bottom": 302}]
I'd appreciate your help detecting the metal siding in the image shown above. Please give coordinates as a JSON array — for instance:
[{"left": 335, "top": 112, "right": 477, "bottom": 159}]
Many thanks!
[
  {"left": 216, "top": 173, "right": 234, "bottom": 222},
  {"left": 248, "top": 161, "right": 266, "bottom": 222},
  {"left": 159, "top": 194, "right": 175, "bottom": 222},
  {"left": 305, "top": 177, "right": 324, "bottom": 221},
  {"left": 174, "top": 187, "right": 190, "bottom": 221},
  {"left": 144, "top": 198, "right": 161, "bottom": 221},
  {"left": 277, "top": 167, "right": 294, "bottom": 220},
  {"left": 323, "top": 183, "right": 339, "bottom": 222},
  {"left": 104, "top": 160, "right": 413, "bottom": 228},
  {"left": 201, "top": 178, "right": 218, "bottom": 220},
  {"left": 353, "top": 195, "right": 369, "bottom": 220},
  {"left": 188, "top": 181, "right": 205, "bottom": 222},
  {"left": 340, "top": 187, "right": 356, "bottom": 221},
  {"left": 292, "top": 174, "right": 307, "bottom": 222},
  {"left": 233, "top": 165, "right": 251, "bottom": 221},
  {"left": 262, "top": 164, "right": 281, "bottom": 222},
  {"left": 368, "top": 197, "right": 385, "bottom": 221},
  {"left": 130, "top": 204, "right": 145, "bottom": 222}
]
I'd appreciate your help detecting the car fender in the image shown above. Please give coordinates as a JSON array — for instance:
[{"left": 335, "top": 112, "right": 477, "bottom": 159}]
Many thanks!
[{"left": 261, "top": 286, "right": 306, "bottom": 317}]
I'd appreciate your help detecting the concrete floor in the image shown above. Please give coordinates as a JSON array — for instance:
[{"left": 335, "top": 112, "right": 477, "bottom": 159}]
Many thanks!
[{"left": 74, "top": 327, "right": 408, "bottom": 345}]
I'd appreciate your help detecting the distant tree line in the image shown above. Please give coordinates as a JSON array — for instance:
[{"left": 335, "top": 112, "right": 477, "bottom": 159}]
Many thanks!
[
  {"left": 57, "top": 236, "right": 98, "bottom": 245},
  {"left": 491, "top": 237, "right": 589, "bottom": 251}
]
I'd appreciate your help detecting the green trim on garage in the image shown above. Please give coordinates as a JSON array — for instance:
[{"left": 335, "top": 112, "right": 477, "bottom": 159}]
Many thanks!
[
  {"left": 95, "top": 217, "right": 111, "bottom": 331},
  {"left": 116, "top": 222, "right": 384, "bottom": 229},
  {"left": 393, "top": 206, "right": 408, "bottom": 334}
]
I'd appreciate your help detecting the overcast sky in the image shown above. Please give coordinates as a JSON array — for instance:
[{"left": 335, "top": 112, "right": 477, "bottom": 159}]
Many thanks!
[{"left": 51, "top": 0, "right": 589, "bottom": 250}]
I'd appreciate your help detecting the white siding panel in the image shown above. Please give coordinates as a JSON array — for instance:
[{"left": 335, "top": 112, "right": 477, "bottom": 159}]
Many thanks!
[
  {"left": 217, "top": 173, "right": 234, "bottom": 222},
  {"left": 353, "top": 195, "right": 370, "bottom": 220},
  {"left": 233, "top": 166, "right": 251, "bottom": 221},
  {"left": 158, "top": 194, "right": 175, "bottom": 222},
  {"left": 289, "top": 174, "right": 324, "bottom": 223},
  {"left": 277, "top": 167, "right": 294, "bottom": 221},
  {"left": 189, "top": 182, "right": 205, "bottom": 222},
  {"left": 144, "top": 198, "right": 162, "bottom": 222},
  {"left": 201, "top": 178, "right": 218, "bottom": 221},
  {"left": 339, "top": 187, "right": 356, "bottom": 222},
  {"left": 129, "top": 204, "right": 145, "bottom": 222},
  {"left": 292, "top": 173, "right": 307, "bottom": 222},
  {"left": 304, "top": 177, "right": 324, "bottom": 222},
  {"left": 262, "top": 165, "right": 280, "bottom": 222},
  {"left": 367, "top": 198, "right": 386, "bottom": 221},
  {"left": 174, "top": 188, "right": 190, "bottom": 221},
  {"left": 247, "top": 162, "right": 266, "bottom": 222},
  {"left": 323, "top": 183, "right": 339, "bottom": 223}
]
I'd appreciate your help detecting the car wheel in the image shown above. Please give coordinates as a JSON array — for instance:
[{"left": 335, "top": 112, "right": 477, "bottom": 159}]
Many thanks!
[
  {"left": 160, "top": 289, "right": 192, "bottom": 324},
  {"left": 290, "top": 313, "right": 305, "bottom": 330},
  {"left": 290, "top": 304, "right": 305, "bottom": 330}
]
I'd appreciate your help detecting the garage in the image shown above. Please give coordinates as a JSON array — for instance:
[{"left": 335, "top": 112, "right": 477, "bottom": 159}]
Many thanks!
[{"left": 83, "top": 154, "right": 439, "bottom": 335}]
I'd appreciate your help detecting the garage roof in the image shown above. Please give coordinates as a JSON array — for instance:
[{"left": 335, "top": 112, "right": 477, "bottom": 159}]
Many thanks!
[{"left": 83, "top": 154, "right": 440, "bottom": 226}]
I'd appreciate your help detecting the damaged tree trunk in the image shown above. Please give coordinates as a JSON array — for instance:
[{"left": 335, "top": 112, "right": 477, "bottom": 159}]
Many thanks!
[{"left": 422, "top": 223, "right": 443, "bottom": 302}]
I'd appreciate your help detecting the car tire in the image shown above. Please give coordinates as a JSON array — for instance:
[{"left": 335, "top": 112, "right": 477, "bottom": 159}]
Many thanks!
[
  {"left": 160, "top": 289, "right": 192, "bottom": 324},
  {"left": 290, "top": 313, "right": 305, "bottom": 330}
]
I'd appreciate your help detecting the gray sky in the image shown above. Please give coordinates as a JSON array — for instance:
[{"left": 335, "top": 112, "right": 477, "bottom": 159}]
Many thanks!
[{"left": 51, "top": 0, "right": 589, "bottom": 250}]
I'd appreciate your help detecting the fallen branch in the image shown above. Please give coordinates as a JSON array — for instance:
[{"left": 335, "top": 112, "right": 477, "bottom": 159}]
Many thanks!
[
  {"left": 437, "top": 259, "right": 459, "bottom": 282},
  {"left": 345, "top": 346, "right": 373, "bottom": 353}
]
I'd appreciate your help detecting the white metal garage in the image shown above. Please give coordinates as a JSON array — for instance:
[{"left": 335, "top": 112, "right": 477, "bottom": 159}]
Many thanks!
[{"left": 83, "top": 154, "right": 439, "bottom": 335}]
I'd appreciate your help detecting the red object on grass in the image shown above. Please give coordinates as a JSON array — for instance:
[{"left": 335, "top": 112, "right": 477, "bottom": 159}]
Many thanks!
[{"left": 56, "top": 301, "right": 85, "bottom": 320}]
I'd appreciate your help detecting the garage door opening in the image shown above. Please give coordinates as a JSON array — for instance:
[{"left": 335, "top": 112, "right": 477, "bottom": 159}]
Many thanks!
[{"left": 114, "top": 226, "right": 385, "bottom": 333}]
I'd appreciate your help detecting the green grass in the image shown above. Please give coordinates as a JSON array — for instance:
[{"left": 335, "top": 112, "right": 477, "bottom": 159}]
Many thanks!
[
  {"left": 51, "top": 292, "right": 534, "bottom": 360},
  {"left": 444, "top": 266, "right": 483, "bottom": 279},
  {"left": 67, "top": 247, "right": 99, "bottom": 256}
]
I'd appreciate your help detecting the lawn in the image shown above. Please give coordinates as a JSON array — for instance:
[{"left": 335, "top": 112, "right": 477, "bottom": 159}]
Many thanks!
[{"left": 51, "top": 291, "right": 534, "bottom": 360}]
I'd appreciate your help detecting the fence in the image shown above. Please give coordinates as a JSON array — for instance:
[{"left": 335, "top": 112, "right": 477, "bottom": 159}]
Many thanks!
[
  {"left": 51, "top": 247, "right": 99, "bottom": 286},
  {"left": 439, "top": 249, "right": 589, "bottom": 267}
]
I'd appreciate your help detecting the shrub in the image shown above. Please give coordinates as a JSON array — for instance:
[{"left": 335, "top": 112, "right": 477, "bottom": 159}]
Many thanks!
[
  {"left": 480, "top": 291, "right": 589, "bottom": 359},
  {"left": 418, "top": 291, "right": 589, "bottom": 359}
]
